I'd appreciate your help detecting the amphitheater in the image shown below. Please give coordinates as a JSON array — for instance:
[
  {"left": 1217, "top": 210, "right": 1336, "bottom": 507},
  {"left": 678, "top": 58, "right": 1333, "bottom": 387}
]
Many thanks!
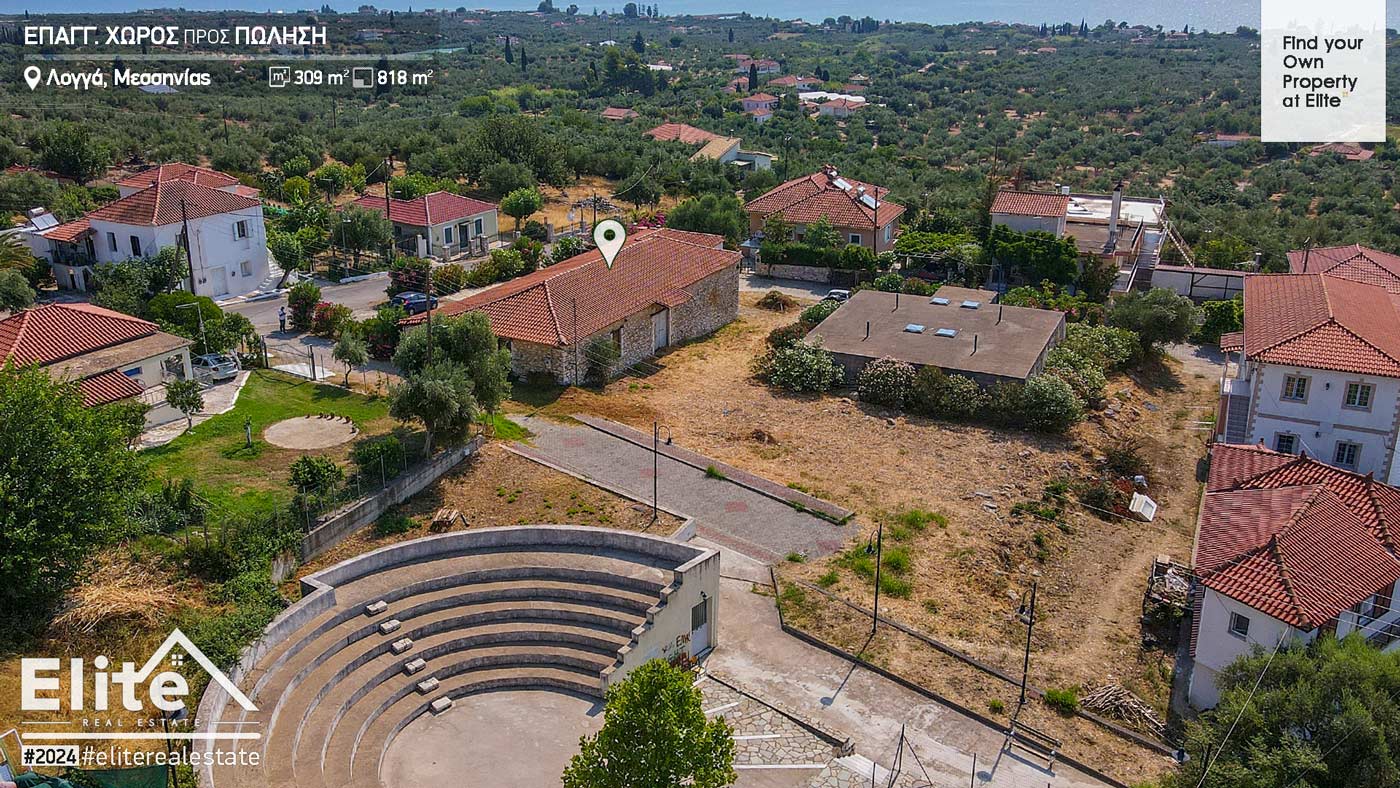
[{"left": 196, "top": 525, "right": 722, "bottom": 788}]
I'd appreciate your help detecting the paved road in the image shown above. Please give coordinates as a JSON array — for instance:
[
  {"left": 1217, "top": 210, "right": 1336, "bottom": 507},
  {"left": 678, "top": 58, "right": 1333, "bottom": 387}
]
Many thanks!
[
  {"left": 227, "top": 275, "right": 394, "bottom": 334},
  {"left": 517, "top": 416, "right": 851, "bottom": 563},
  {"left": 708, "top": 547, "right": 1114, "bottom": 788}
]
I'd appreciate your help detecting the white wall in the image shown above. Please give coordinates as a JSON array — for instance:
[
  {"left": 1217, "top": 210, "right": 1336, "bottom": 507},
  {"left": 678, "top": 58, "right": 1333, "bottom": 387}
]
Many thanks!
[
  {"left": 423, "top": 210, "right": 499, "bottom": 258},
  {"left": 88, "top": 205, "right": 269, "bottom": 299},
  {"left": 1244, "top": 362, "right": 1400, "bottom": 481},
  {"left": 992, "top": 212, "right": 1066, "bottom": 236},
  {"left": 1189, "top": 588, "right": 1312, "bottom": 709}
]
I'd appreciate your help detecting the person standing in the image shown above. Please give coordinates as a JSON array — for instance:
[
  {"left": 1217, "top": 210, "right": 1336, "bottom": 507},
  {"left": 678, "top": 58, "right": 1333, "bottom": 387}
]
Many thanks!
[{"left": 278, "top": 305, "right": 287, "bottom": 333}]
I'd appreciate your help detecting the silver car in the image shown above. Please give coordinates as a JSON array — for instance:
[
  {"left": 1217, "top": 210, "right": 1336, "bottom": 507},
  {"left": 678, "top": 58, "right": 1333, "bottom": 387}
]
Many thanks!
[{"left": 192, "top": 353, "right": 239, "bottom": 382}]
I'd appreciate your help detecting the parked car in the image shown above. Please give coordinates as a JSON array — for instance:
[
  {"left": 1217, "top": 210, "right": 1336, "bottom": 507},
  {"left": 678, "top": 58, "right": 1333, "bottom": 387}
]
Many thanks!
[
  {"left": 822, "top": 289, "right": 851, "bottom": 303},
  {"left": 192, "top": 353, "right": 239, "bottom": 382},
  {"left": 391, "top": 291, "right": 440, "bottom": 315}
]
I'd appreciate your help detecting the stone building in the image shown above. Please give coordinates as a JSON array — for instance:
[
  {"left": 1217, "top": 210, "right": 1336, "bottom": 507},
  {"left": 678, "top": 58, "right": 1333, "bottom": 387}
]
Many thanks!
[{"left": 405, "top": 228, "right": 740, "bottom": 384}]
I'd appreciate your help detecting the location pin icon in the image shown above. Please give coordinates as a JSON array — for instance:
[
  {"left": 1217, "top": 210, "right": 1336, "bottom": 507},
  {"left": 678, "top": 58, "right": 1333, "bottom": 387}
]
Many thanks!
[
  {"left": 593, "top": 219, "right": 626, "bottom": 269},
  {"left": 23, "top": 66, "right": 41, "bottom": 91}
]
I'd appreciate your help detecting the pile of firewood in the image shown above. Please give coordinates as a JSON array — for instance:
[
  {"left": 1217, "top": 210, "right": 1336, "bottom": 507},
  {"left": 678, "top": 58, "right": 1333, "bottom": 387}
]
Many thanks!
[{"left": 1080, "top": 684, "right": 1166, "bottom": 738}]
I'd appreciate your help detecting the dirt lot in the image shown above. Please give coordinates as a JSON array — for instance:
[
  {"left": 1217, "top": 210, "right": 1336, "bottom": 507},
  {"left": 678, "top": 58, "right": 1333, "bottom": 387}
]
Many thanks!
[
  {"left": 518, "top": 292, "right": 1217, "bottom": 763},
  {"left": 296, "top": 442, "right": 685, "bottom": 578}
]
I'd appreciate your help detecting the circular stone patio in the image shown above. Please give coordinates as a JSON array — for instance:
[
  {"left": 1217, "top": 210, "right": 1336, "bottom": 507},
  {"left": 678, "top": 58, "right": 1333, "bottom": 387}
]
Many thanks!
[
  {"left": 263, "top": 415, "right": 359, "bottom": 450},
  {"left": 380, "top": 689, "right": 602, "bottom": 787}
]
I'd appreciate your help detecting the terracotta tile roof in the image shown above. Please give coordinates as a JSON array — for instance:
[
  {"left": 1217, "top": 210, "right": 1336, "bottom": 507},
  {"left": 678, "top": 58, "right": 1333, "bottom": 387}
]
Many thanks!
[
  {"left": 86, "top": 180, "right": 260, "bottom": 227},
  {"left": 0, "top": 302, "right": 159, "bottom": 366},
  {"left": 1218, "top": 330, "right": 1244, "bottom": 352},
  {"left": 1309, "top": 143, "right": 1374, "bottom": 161},
  {"left": 403, "top": 228, "right": 740, "bottom": 345},
  {"left": 745, "top": 92, "right": 779, "bottom": 102},
  {"left": 990, "top": 190, "right": 1071, "bottom": 218},
  {"left": 41, "top": 217, "right": 92, "bottom": 243},
  {"left": 1241, "top": 274, "right": 1400, "bottom": 377},
  {"left": 117, "top": 162, "right": 240, "bottom": 191},
  {"left": 645, "top": 123, "right": 720, "bottom": 145},
  {"left": 767, "top": 75, "right": 816, "bottom": 88},
  {"left": 350, "top": 191, "right": 496, "bottom": 227},
  {"left": 1286, "top": 244, "right": 1400, "bottom": 292},
  {"left": 1198, "top": 443, "right": 1400, "bottom": 628},
  {"left": 600, "top": 107, "right": 639, "bottom": 120},
  {"left": 820, "top": 98, "right": 865, "bottom": 111},
  {"left": 77, "top": 368, "right": 145, "bottom": 406},
  {"left": 744, "top": 166, "right": 904, "bottom": 229}
]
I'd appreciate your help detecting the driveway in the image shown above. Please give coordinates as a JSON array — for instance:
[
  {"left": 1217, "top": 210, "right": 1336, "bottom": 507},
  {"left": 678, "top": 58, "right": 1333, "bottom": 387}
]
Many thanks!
[
  {"left": 708, "top": 546, "right": 1113, "bottom": 788},
  {"left": 516, "top": 416, "right": 852, "bottom": 563}
]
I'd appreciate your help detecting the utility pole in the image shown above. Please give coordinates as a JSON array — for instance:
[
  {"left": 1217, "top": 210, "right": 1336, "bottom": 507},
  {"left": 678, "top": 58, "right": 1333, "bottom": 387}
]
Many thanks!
[
  {"left": 425, "top": 265, "right": 434, "bottom": 368},
  {"left": 179, "top": 198, "right": 196, "bottom": 295},
  {"left": 1017, "top": 580, "right": 1039, "bottom": 709},
  {"left": 869, "top": 520, "right": 884, "bottom": 639},
  {"left": 384, "top": 154, "right": 396, "bottom": 263},
  {"left": 221, "top": 103, "right": 229, "bottom": 144},
  {"left": 653, "top": 421, "right": 659, "bottom": 523}
]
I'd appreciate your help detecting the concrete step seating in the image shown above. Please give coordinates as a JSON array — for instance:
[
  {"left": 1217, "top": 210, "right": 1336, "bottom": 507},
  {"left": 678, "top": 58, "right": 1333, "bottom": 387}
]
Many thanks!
[{"left": 216, "top": 544, "right": 681, "bottom": 788}]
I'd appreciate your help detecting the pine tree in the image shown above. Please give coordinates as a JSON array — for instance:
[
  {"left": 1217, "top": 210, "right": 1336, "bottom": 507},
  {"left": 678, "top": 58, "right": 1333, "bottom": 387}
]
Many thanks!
[
  {"left": 748, "top": 62, "right": 759, "bottom": 91},
  {"left": 727, "top": 27, "right": 734, "bottom": 43},
  {"left": 632, "top": 31, "right": 645, "bottom": 54},
  {"left": 504, "top": 37, "right": 514, "bottom": 63},
  {"left": 520, "top": 43, "right": 527, "bottom": 72}
]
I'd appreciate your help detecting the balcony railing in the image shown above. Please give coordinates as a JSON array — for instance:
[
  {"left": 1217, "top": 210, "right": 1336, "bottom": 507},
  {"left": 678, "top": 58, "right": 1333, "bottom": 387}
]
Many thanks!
[{"left": 1366, "top": 618, "right": 1400, "bottom": 650}]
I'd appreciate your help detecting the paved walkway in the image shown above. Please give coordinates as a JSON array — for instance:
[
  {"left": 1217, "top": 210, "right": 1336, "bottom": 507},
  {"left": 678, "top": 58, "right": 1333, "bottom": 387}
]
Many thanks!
[
  {"left": 517, "top": 416, "right": 852, "bottom": 562},
  {"left": 707, "top": 550, "right": 1112, "bottom": 788},
  {"left": 138, "top": 371, "right": 251, "bottom": 448}
]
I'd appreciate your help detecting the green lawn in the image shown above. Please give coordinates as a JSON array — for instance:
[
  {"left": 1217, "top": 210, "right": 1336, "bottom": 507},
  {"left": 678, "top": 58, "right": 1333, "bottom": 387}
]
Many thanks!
[{"left": 142, "top": 370, "right": 397, "bottom": 518}]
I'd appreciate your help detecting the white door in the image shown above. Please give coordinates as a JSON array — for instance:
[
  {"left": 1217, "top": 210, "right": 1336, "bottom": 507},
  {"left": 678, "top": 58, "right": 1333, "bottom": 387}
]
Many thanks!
[
  {"left": 689, "top": 599, "right": 710, "bottom": 658},
  {"left": 651, "top": 308, "right": 670, "bottom": 352},
  {"left": 205, "top": 266, "right": 228, "bottom": 298}
]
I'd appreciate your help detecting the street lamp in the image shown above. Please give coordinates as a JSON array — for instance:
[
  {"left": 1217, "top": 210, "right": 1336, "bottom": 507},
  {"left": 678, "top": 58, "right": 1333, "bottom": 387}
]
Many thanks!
[
  {"left": 652, "top": 421, "right": 672, "bottom": 522},
  {"left": 865, "top": 520, "right": 884, "bottom": 640},
  {"left": 1016, "top": 580, "right": 1039, "bottom": 709}
]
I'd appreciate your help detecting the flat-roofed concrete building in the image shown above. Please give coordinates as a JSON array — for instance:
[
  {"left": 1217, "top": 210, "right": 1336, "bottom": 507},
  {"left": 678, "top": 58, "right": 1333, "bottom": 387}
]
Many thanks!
[{"left": 805, "top": 287, "right": 1066, "bottom": 385}]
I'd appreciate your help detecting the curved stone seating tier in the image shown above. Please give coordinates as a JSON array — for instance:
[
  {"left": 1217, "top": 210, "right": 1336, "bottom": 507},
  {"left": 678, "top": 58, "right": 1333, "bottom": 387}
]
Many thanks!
[{"left": 198, "top": 526, "right": 719, "bottom": 788}]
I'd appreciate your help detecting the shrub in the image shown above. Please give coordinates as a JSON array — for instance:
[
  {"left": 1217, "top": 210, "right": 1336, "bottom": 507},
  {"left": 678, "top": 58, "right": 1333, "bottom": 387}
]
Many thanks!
[
  {"left": 360, "top": 304, "right": 406, "bottom": 361},
  {"left": 586, "top": 336, "right": 621, "bottom": 385},
  {"left": 1104, "top": 436, "right": 1149, "bottom": 478},
  {"left": 988, "top": 698, "right": 1006, "bottom": 715},
  {"left": 1018, "top": 375, "right": 1084, "bottom": 433},
  {"left": 907, "top": 367, "right": 985, "bottom": 421},
  {"left": 521, "top": 219, "right": 549, "bottom": 242},
  {"left": 756, "top": 289, "right": 799, "bottom": 312},
  {"left": 856, "top": 357, "right": 916, "bottom": 408},
  {"left": 836, "top": 243, "right": 877, "bottom": 271},
  {"left": 799, "top": 299, "right": 840, "bottom": 326},
  {"left": 1078, "top": 478, "right": 1124, "bottom": 514},
  {"left": 900, "top": 277, "right": 937, "bottom": 296},
  {"left": 753, "top": 341, "right": 844, "bottom": 393},
  {"left": 766, "top": 322, "right": 809, "bottom": 349},
  {"left": 1107, "top": 288, "right": 1199, "bottom": 353},
  {"left": 287, "top": 280, "right": 321, "bottom": 331},
  {"left": 289, "top": 455, "right": 343, "bottom": 493},
  {"left": 872, "top": 272, "right": 904, "bottom": 292},
  {"left": 1044, "top": 687, "right": 1079, "bottom": 715},
  {"left": 1044, "top": 347, "right": 1107, "bottom": 407},
  {"left": 466, "top": 256, "right": 499, "bottom": 287},
  {"left": 373, "top": 511, "right": 415, "bottom": 537},
  {"left": 387, "top": 256, "right": 432, "bottom": 296},
  {"left": 310, "top": 301, "right": 354, "bottom": 338},
  {"left": 1194, "top": 296, "right": 1244, "bottom": 345},
  {"left": 433, "top": 263, "right": 469, "bottom": 294},
  {"left": 1059, "top": 323, "right": 1140, "bottom": 369},
  {"left": 351, "top": 435, "right": 406, "bottom": 481}
]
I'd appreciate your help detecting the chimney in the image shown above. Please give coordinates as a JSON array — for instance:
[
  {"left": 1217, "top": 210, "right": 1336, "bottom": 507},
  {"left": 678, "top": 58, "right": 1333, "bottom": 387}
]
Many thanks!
[
  {"left": 894, "top": 292, "right": 900, "bottom": 311},
  {"left": 997, "top": 304, "right": 1003, "bottom": 325},
  {"left": 864, "top": 321, "right": 870, "bottom": 340},
  {"left": 1108, "top": 181, "right": 1123, "bottom": 236},
  {"left": 971, "top": 334, "right": 978, "bottom": 355},
  {"left": 1060, "top": 185, "right": 1071, "bottom": 196}
]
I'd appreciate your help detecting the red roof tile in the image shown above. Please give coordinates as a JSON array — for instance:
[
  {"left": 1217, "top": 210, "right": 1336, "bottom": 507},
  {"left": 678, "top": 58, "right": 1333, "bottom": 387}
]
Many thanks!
[
  {"left": 601, "top": 107, "right": 639, "bottom": 120},
  {"left": 990, "top": 190, "right": 1071, "bottom": 217},
  {"left": 404, "top": 228, "right": 740, "bottom": 345},
  {"left": 645, "top": 123, "right": 720, "bottom": 145},
  {"left": 41, "top": 217, "right": 92, "bottom": 243},
  {"left": 77, "top": 369, "right": 145, "bottom": 407},
  {"left": 1197, "top": 444, "right": 1400, "bottom": 628},
  {"left": 744, "top": 166, "right": 904, "bottom": 229},
  {"left": 0, "top": 303, "right": 158, "bottom": 366},
  {"left": 1286, "top": 244, "right": 1400, "bottom": 292},
  {"left": 117, "top": 162, "right": 240, "bottom": 191},
  {"left": 86, "top": 180, "right": 260, "bottom": 227},
  {"left": 1309, "top": 143, "right": 1374, "bottom": 161},
  {"left": 351, "top": 191, "right": 496, "bottom": 227},
  {"left": 1241, "top": 274, "right": 1400, "bottom": 377},
  {"left": 745, "top": 92, "right": 779, "bottom": 102}
]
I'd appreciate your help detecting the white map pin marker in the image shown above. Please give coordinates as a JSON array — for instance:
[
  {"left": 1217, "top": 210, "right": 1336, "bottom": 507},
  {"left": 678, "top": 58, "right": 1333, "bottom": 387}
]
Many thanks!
[
  {"left": 23, "top": 67, "right": 41, "bottom": 91},
  {"left": 593, "top": 219, "right": 626, "bottom": 269}
]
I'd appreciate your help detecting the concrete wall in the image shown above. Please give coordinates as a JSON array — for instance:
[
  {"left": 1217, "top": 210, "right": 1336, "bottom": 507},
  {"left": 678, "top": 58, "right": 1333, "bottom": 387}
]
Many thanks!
[
  {"left": 753, "top": 262, "right": 831, "bottom": 282},
  {"left": 300, "top": 436, "right": 486, "bottom": 560},
  {"left": 602, "top": 546, "right": 721, "bottom": 688},
  {"left": 1152, "top": 266, "right": 1247, "bottom": 301},
  {"left": 1242, "top": 362, "right": 1400, "bottom": 482},
  {"left": 1188, "top": 587, "right": 1313, "bottom": 709},
  {"left": 992, "top": 212, "right": 1066, "bottom": 236}
]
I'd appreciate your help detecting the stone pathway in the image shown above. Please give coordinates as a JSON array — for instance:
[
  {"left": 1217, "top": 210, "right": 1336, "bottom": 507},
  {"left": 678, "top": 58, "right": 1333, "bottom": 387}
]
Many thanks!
[
  {"left": 138, "top": 371, "right": 252, "bottom": 448},
  {"left": 517, "top": 416, "right": 852, "bottom": 563}
]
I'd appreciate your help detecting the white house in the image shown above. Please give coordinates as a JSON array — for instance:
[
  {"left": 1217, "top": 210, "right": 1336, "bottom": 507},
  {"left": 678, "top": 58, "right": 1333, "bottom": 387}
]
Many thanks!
[
  {"left": 28, "top": 165, "right": 269, "bottom": 299},
  {"left": 989, "top": 190, "right": 1069, "bottom": 235},
  {"left": 0, "top": 302, "right": 193, "bottom": 427},
  {"left": 351, "top": 191, "right": 499, "bottom": 260},
  {"left": 1217, "top": 273, "right": 1400, "bottom": 484},
  {"left": 1188, "top": 443, "right": 1400, "bottom": 709}
]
